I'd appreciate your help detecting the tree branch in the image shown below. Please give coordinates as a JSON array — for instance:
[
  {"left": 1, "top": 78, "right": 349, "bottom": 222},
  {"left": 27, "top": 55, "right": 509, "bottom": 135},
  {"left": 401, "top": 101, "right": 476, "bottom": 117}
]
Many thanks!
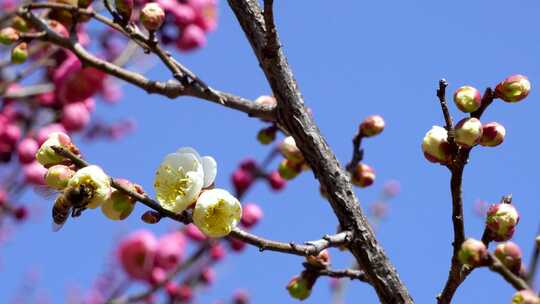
[
  {"left": 487, "top": 253, "right": 529, "bottom": 291},
  {"left": 227, "top": 1, "right": 412, "bottom": 303},
  {"left": 50, "top": 146, "right": 351, "bottom": 257},
  {"left": 16, "top": 5, "right": 275, "bottom": 121}
]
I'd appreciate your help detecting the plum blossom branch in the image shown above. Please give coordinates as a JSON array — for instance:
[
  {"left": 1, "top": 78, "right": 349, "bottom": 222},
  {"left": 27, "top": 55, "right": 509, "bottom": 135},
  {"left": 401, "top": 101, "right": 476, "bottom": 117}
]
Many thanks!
[
  {"left": 437, "top": 89, "right": 498, "bottom": 304},
  {"left": 526, "top": 226, "right": 540, "bottom": 285},
  {"left": 50, "top": 146, "right": 352, "bottom": 257},
  {"left": 16, "top": 5, "right": 275, "bottom": 121},
  {"left": 312, "top": 268, "right": 368, "bottom": 283},
  {"left": 436, "top": 79, "right": 454, "bottom": 143}
]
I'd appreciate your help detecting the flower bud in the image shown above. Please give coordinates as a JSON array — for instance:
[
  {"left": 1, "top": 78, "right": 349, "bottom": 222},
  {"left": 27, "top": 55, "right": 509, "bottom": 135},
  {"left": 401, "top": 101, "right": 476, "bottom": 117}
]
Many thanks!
[
  {"left": 11, "top": 42, "right": 28, "bottom": 64},
  {"left": 479, "top": 122, "right": 506, "bottom": 147},
  {"left": 255, "top": 95, "right": 276, "bottom": 107},
  {"left": 511, "top": 290, "right": 540, "bottom": 304},
  {"left": 496, "top": 75, "right": 531, "bottom": 103},
  {"left": 454, "top": 117, "right": 483, "bottom": 148},
  {"left": 61, "top": 102, "right": 90, "bottom": 131},
  {"left": 45, "top": 165, "right": 75, "bottom": 190},
  {"left": 117, "top": 230, "right": 157, "bottom": 281},
  {"left": 0, "top": 27, "right": 19, "bottom": 45},
  {"left": 192, "top": 189, "right": 242, "bottom": 238},
  {"left": 231, "top": 168, "right": 254, "bottom": 195},
  {"left": 184, "top": 223, "right": 207, "bottom": 241},
  {"left": 233, "top": 290, "right": 249, "bottom": 304},
  {"left": 229, "top": 237, "right": 246, "bottom": 252},
  {"left": 101, "top": 179, "right": 136, "bottom": 220},
  {"left": 486, "top": 203, "right": 519, "bottom": 242},
  {"left": 14, "top": 206, "right": 28, "bottom": 221},
  {"left": 494, "top": 242, "right": 522, "bottom": 274},
  {"left": 17, "top": 138, "right": 39, "bottom": 164},
  {"left": 210, "top": 243, "right": 226, "bottom": 261},
  {"left": 176, "top": 24, "right": 206, "bottom": 51},
  {"left": 23, "top": 161, "right": 47, "bottom": 185},
  {"left": 306, "top": 249, "right": 331, "bottom": 268},
  {"left": 267, "top": 171, "right": 286, "bottom": 191},
  {"left": 351, "top": 163, "right": 375, "bottom": 188},
  {"left": 279, "top": 136, "right": 304, "bottom": 164},
  {"left": 286, "top": 275, "right": 312, "bottom": 301},
  {"left": 35, "top": 132, "right": 72, "bottom": 167},
  {"left": 256, "top": 127, "right": 277, "bottom": 145},
  {"left": 199, "top": 267, "right": 215, "bottom": 285},
  {"left": 359, "top": 115, "right": 385, "bottom": 137},
  {"left": 141, "top": 3, "right": 165, "bottom": 31},
  {"left": 421, "top": 126, "right": 453, "bottom": 164},
  {"left": 141, "top": 210, "right": 162, "bottom": 224},
  {"left": 453, "top": 86, "right": 482, "bottom": 113},
  {"left": 241, "top": 203, "right": 263, "bottom": 228},
  {"left": 115, "top": 0, "right": 133, "bottom": 21},
  {"left": 11, "top": 16, "right": 29, "bottom": 32},
  {"left": 278, "top": 159, "right": 301, "bottom": 180},
  {"left": 458, "top": 238, "right": 487, "bottom": 267}
]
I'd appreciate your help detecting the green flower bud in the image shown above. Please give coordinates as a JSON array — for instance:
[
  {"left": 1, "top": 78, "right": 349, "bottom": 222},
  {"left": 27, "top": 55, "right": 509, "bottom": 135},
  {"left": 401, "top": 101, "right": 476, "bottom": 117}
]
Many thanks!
[
  {"left": 479, "top": 122, "right": 506, "bottom": 147},
  {"left": 286, "top": 275, "right": 312, "bottom": 301},
  {"left": 458, "top": 238, "right": 487, "bottom": 267},
  {"left": 45, "top": 165, "right": 75, "bottom": 190},
  {"left": 454, "top": 86, "right": 482, "bottom": 113},
  {"left": 278, "top": 159, "right": 301, "bottom": 180},
  {"left": 11, "top": 42, "right": 28, "bottom": 64},
  {"left": 496, "top": 75, "right": 531, "bottom": 103},
  {"left": 0, "top": 27, "right": 19, "bottom": 45},
  {"left": 454, "top": 117, "right": 483, "bottom": 148}
]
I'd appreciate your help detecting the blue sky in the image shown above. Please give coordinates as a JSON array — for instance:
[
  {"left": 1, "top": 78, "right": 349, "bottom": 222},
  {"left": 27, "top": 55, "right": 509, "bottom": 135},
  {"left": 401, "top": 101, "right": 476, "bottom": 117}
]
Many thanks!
[{"left": 2, "top": 0, "right": 540, "bottom": 303}]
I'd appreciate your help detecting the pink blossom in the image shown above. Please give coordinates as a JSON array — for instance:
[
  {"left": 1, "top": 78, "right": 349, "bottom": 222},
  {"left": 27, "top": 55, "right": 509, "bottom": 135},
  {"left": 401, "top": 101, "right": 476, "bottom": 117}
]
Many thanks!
[
  {"left": 187, "top": 0, "right": 217, "bottom": 32},
  {"left": 170, "top": 4, "right": 196, "bottom": 26},
  {"left": 241, "top": 203, "right": 263, "bottom": 228},
  {"left": 37, "top": 92, "right": 57, "bottom": 107},
  {"left": 61, "top": 102, "right": 91, "bottom": 132},
  {"left": 176, "top": 24, "right": 207, "bottom": 51},
  {"left": 36, "top": 124, "right": 68, "bottom": 145},
  {"left": 184, "top": 223, "right": 207, "bottom": 241},
  {"left": 231, "top": 169, "right": 254, "bottom": 195},
  {"left": 155, "top": 231, "right": 186, "bottom": 270},
  {"left": 0, "top": 123, "right": 21, "bottom": 146},
  {"left": 54, "top": 53, "right": 105, "bottom": 104},
  {"left": 210, "top": 243, "right": 226, "bottom": 261},
  {"left": 84, "top": 98, "right": 96, "bottom": 112},
  {"left": 267, "top": 171, "right": 286, "bottom": 191},
  {"left": 117, "top": 230, "right": 158, "bottom": 281},
  {"left": 23, "top": 161, "right": 47, "bottom": 185},
  {"left": 17, "top": 138, "right": 39, "bottom": 164}
]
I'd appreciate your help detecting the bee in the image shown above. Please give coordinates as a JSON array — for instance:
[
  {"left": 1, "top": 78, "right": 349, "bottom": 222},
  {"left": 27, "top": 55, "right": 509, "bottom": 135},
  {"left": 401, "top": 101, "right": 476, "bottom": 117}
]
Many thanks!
[{"left": 51, "top": 184, "right": 93, "bottom": 231}]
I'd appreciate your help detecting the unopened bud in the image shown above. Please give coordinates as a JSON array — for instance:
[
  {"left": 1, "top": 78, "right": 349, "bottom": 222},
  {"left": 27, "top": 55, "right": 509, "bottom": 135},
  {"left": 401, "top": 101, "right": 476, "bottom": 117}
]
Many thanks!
[
  {"left": 278, "top": 159, "right": 301, "bottom": 180},
  {"left": 486, "top": 203, "right": 519, "bottom": 242},
  {"left": 306, "top": 249, "right": 331, "bottom": 268},
  {"left": 479, "top": 122, "right": 506, "bottom": 147},
  {"left": 45, "top": 165, "right": 75, "bottom": 190},
  {"left": 101, "top": 179, "right": 136, "bottom": 220},
  {"left": 351, "top": 163, "right": 375, "bottom": 188},
  {"left": 11, "top": 42, "right": 28, "bottom": 64},
  {"left": 115, "top": 0, "right": 133, "bottom": 21},
  {"left": 453, "top": 86, "right": 482, "bottom": 113},
  {"left": 0, "top": 27, "right": 19, "bottom": 45},
  {"left": 140, "top": 3, "right": 165, "bottom": 31},
  {"left": 494, "top": 242, "right": 522, "bottom": 274},
  {"left": 359, "top": 115, "right": 385, "bottom": 137},
  {"left": 458, "top": 238, "right": 487, "bottom": 267},
  {"left": 257, "top": 126, "right": 277, "bottom": 145},
  {"left": 421, "top": 126, "right": 453, "bottom": 164},
  {"left": 279, "top": 136, "right": 304, "bottom": 164},
  {"left": 496, "top": 75, "right": 531, "bottom": 103},
  {"left": 11, "top": 16, "right": 29, "bottom": 32},
  {"left": 512, "top": 290, "right": 540, "bottom": 304},
  {"left": 286, "top": 275, "right": 312, "bottom": 301},
  {"left": 241, "top": 203, "right": 263, "bottom": 228},
  {"left": 454, "top": 117, "right": 483, "bottom": 148},
  {"left": 141, "top": 210, "right": 162, "bottom": 224}
]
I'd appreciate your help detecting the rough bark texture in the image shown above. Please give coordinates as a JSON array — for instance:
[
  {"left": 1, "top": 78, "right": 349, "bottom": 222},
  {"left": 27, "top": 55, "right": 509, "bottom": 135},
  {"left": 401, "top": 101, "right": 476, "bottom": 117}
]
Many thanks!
[{"left": 227, "top": 1, "right": 413, "bottom": 303}]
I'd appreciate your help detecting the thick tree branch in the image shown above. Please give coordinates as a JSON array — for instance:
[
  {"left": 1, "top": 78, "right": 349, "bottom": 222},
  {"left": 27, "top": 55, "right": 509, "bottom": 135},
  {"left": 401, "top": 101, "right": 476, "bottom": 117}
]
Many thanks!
[
  {"left": 51, "top": 146, "right": 351, "bottom": 257},
  {"left": 227, "top": 1, "right": 412, "bottom": 303}
]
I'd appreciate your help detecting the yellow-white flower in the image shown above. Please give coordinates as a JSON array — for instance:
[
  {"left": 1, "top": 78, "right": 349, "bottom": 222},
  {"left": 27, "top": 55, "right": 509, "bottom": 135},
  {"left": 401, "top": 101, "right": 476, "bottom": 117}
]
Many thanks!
[
  {"left": 193, "top": 189, "right": 242, "bottom": 238},
  {"left": 35, "top": 132, "right": 72, "bottom": 167},
  {"left": 154, "top": 147, "right": 217, "bottom": 213},
  {"left": 67, "top": 165, "right": 112, "bottom": 209}
]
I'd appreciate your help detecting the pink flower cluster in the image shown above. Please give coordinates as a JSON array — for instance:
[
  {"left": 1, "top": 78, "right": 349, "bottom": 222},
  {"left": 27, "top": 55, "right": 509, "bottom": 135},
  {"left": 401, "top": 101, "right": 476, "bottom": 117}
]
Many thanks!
[
  {"left": 231, "top": 158, "right": 286, "bottom": 197},
  {"left": 150, "top": 0, "right": 218, "bottom": 51}
]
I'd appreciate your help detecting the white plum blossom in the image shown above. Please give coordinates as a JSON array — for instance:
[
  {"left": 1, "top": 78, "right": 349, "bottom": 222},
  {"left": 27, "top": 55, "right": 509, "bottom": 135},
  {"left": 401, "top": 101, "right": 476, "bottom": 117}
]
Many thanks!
[
  {"left": 35, "top": 132, "right": 72, "bottom": 166},
  {"left": 154, "top": 147, "right": 217, "bottom": 213},
  {"left": 193, "top": 188, "right": 242, "bottom": 238},
  {"left": 67, "top": 165, "right": 112, "bottom": 209}
]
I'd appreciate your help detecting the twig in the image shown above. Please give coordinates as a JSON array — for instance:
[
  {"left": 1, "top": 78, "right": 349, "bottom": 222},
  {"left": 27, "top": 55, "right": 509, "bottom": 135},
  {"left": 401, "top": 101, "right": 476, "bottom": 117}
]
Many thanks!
[
  {"left": 345, "top": 133, "right": 363, "bottom": 174},
  {"left": 487, "top": 253, "right": 529, "bottom": 291},
  {"left": 436, "top": 79, "right": 454, "bottom": 143},
  {"left": 50, "top": 146, "right": 352, "bottom": 257},
  {"left": 17, "top": 5, "right": 275, "bottom": 121},
  {"left": 526, "top": 225, "right": 540, "bottom": 285}
]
